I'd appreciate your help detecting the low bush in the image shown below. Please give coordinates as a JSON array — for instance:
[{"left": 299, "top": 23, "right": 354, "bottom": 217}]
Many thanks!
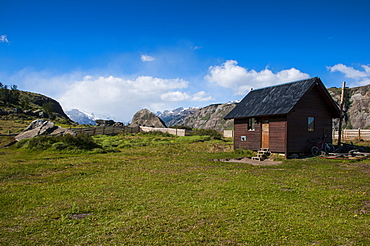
[
  {"left": 137, "top": 131, "right": 173, "bottom": 137},
  {"left": 169, "top": 125, "right": 192, "bottom": 130},
  {"left": 15, "top": 134, "right": 101, "bottom": 151},
  {"left": 175, "top": 135, "right": 211, "bottom": 143},
  {"left": 191, "top": 128, "right": 223, "bottom": 140}
]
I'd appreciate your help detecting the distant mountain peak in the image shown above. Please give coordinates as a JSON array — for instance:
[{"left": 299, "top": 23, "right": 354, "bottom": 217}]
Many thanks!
[{"left": 65, "top": 109, "right": 97, "bottom": 125}]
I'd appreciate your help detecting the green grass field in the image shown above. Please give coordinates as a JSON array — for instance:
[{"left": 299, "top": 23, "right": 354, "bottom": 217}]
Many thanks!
[{"left": 0, "top": 134, "right": 369, "bottom": 245}]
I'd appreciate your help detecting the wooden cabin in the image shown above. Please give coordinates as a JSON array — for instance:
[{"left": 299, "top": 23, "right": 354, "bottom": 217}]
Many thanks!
[{"left": 224, "top": 77, "right": 341, "bottom": 156}]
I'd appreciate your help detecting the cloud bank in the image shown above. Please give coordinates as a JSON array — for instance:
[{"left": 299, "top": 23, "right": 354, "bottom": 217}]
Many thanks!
[
  {"left": 58, "top": 75, "right": 212, "bottom": 122},
  {"left": 205, "top": 60, "right": 310, "bottom": 95},
  {"left": 327, "top": 64, "right": 370, "bottom": 86}
]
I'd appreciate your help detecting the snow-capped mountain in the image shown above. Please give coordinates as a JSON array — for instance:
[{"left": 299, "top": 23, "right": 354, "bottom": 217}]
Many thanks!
[
  {"left": 65, "top": 109, "right": 113, "bottom": 125},
  {"left": 156, "top": 107, "right": 199, "bottom": 127},
  {"left": 156, "top": 102, "right": 238, "bottom": 130}
]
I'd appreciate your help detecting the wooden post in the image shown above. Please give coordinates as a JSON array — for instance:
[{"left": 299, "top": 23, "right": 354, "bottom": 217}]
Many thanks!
[{"left": 337, "top": 81, "right": 346, "bottom": 146}]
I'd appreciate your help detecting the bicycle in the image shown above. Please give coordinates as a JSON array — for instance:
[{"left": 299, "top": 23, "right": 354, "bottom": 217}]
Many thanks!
[{"left": 311, "top": 135, "right": 335, "bottom": 156}]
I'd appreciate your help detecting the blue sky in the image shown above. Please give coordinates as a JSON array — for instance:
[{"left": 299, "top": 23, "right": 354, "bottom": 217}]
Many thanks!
[{"left": 1, "top": 0, "right": 369, "bottom": 122}]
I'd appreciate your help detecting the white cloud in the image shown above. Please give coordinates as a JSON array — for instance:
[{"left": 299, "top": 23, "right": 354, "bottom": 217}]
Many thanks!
[
  {"left": 327, "top": 64, "right": 370, "bottom": 86},
  {"left": 57, "top": 75, "right": 212, "bottom": 122},
  {"left": 161, "top": 91, "right": 190, "bottom": 101},
  {"left": 205, "top": 60, "right": 310, "bottom": 95},
  {"left": 0, "top": 35, "right": 9, "bottom": 43},
  {"left": 141, "top": 54, "right": 155, "bottom": 62},
  {"left": 160, "top": 90, "right": 214, "bottom": 102},
  {"left": 190, "top": 91, "right": 214, "bottom": 101}
]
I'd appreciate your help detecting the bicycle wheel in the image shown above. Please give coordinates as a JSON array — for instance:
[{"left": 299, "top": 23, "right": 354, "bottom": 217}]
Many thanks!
[
  {"left": 311, "top": 146, "right": 321, "bottom": 156},
  {"left": 324, "top": 143, "right": 335, "bottom": 153}
]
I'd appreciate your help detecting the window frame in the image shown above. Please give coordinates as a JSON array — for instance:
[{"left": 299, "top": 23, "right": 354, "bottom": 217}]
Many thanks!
[
  {"left": 308, "top": 116, "right": 315, "bottom": 132},
  {"left": 248, "top": 117, "right": 255, "bottom": 131}
]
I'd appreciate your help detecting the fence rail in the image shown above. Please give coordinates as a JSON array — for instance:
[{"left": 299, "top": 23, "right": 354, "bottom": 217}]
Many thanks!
[
  {"left": 71, "top": 126, "right": 141, "bottom": 136},
  {"left": 333, "top": 129, "right": 370, "bottom": 141},
  {"left": 139, "top": 126, "right": 189, "bottom": 136}
]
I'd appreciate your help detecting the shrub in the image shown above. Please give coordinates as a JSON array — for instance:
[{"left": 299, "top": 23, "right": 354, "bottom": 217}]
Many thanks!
[
  {"left": 169, "top": 125, "right": 192, "bottom": 130},
  {"left": 137, "top": 131, "right": 173, "bottom": 137},
  {"left": 175, "top": 135, "right": 211, "bottom": 143},
  {"left": 191, "top": 129, "right": 223, "bottom": 140},
  {"left": 15, "top": 134, "right": 101, "bottom": 151}
]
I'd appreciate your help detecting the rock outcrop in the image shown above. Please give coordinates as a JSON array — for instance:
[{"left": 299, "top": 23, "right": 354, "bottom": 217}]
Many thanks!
[
  {"left": 18, "top": 90, "right": 71, "bottom": 120},
  {"left": 158, "top": 107, "right": 200, "bottom": 127},
  {"left": 130, "top": 109, "right": 167, "bottom": 128},
  {"left": 15, "top": 119, "right": 75, "bottom": 141},
  {"left": 178, "top": 103, "right": 236, "bottom": 130},
  {"left": 158, "top": 103, "right": 237, "bottom": 131},
  {"left": 328, "top": 84, "right": 370, "bottom": 129}
]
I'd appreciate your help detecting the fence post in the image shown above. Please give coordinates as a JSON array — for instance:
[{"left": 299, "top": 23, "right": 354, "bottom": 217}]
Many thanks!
[{"left": 358, "top": 128, "right": 361, "bottom": 140}]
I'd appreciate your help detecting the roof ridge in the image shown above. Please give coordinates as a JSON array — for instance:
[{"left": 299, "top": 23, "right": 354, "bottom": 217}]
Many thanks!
[{"left": 251, "top": 77, "right": 318, "bottom": 91}]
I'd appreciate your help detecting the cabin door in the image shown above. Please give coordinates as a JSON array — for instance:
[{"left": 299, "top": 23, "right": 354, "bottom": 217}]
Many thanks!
[{"left": 261, "top": 119, "right": 269, "bottom": 149}]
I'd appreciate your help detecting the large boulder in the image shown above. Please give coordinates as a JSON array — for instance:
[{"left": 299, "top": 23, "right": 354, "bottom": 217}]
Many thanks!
[
  {"left": 130, "top": 109, "right": 167, "bottom": 128},
  {"left": 15, "top": 119, "right": 76, "bottom": 141}
]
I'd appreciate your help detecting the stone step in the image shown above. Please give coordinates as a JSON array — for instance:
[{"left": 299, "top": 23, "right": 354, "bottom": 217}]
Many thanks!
[
  {"left": 251, "top": 156, "right": 264, "bottom": 161},
  {"left": 258, "top": 151, "right": 270, "bottom": 155},
  {"left": 260, "top": 148, "right": 270, "bottom": 152}
]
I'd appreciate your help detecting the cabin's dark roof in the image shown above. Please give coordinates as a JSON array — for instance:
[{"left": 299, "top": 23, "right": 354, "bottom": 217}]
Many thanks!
[{"left": 225, "top": 77, "right": 339, "bottom": 119}]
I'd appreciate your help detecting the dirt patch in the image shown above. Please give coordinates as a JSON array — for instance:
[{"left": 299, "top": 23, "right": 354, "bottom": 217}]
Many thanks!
[
  {"left": 69, "top": 213, "right": 92, "bottom": 220},
  {"left": 359, "top": 201, "right": 370, "bottom": 214},
  {"left": 213, "top": 157, "right": 283, "bottom": 166}
]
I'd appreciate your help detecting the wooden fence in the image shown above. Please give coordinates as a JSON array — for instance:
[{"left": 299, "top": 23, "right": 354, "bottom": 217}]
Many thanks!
[
  {"left": 333, "top": 129, "right": 370, "bottom": 141},
  {"left": 72, "top": 126, "right": 189, "bottom": 137},
  {"left": 71, "top": 126, "right": 140, "bottom": 136},
  {"left": 139, "top": 126, "right": 189, "bottom": 136}
]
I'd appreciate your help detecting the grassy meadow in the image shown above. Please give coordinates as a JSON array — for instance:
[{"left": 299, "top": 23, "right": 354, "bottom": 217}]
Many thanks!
[{"left": 0, "top": 133, "right": 369, "bottom": 245}]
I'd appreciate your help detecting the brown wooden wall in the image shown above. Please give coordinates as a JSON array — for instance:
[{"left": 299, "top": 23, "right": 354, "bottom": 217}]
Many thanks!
[
  {"left": 287, "top": 86, "right": 334, "bottom": 153},
  {"left": 269, "top": 116, "right": 287, "bottom": 153},
  {"left": 234, "top": 118, "right": 261, "bottom": 151}
]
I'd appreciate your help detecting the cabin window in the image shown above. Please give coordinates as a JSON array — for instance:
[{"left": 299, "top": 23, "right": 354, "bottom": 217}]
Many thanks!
[
  {"left": 308, "top": 117, "right": 315, "bottom": 131},
  {"left": 248, "top": 118, "right": 255, "bottom": 131}
]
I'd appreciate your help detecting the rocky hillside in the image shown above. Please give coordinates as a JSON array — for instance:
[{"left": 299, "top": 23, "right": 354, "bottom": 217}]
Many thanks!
[
  {"left": 0, "top": 88, "right": 72, "bottom": 123},
  {"left": 328, "top": 84, "right": 370, "bottom": 129},
  {"left": 158, "top": 103, "right": 237, "bottom": 131},
  {"left": 157, "top": 107, "right": 199, "bottom": 126}
]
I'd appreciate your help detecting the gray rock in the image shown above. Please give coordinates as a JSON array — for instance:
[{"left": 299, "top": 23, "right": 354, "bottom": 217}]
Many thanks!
[
  {"left": 23, "top": 109, "right": 33, "bottom": 115},
  {"left": 113, "top": 122, "right": 124, "bottom": 127},
  {"left": 13, "top": 107, "right": 23, "bottom": 114},
  {"left": 130, "top": 109, "right": 167, "bottom": 128},
  {"left": 15, "top": 119, "right": 75, "bottom": 141},
  {"left": 95, "top": 119, "right": 115, "bottom": 126},
  {"left": 0, "top": 108, "right": 9, "bottom": 115},
  {"left": 38, "top": 111, "right": 48, "bottom": 118}
]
